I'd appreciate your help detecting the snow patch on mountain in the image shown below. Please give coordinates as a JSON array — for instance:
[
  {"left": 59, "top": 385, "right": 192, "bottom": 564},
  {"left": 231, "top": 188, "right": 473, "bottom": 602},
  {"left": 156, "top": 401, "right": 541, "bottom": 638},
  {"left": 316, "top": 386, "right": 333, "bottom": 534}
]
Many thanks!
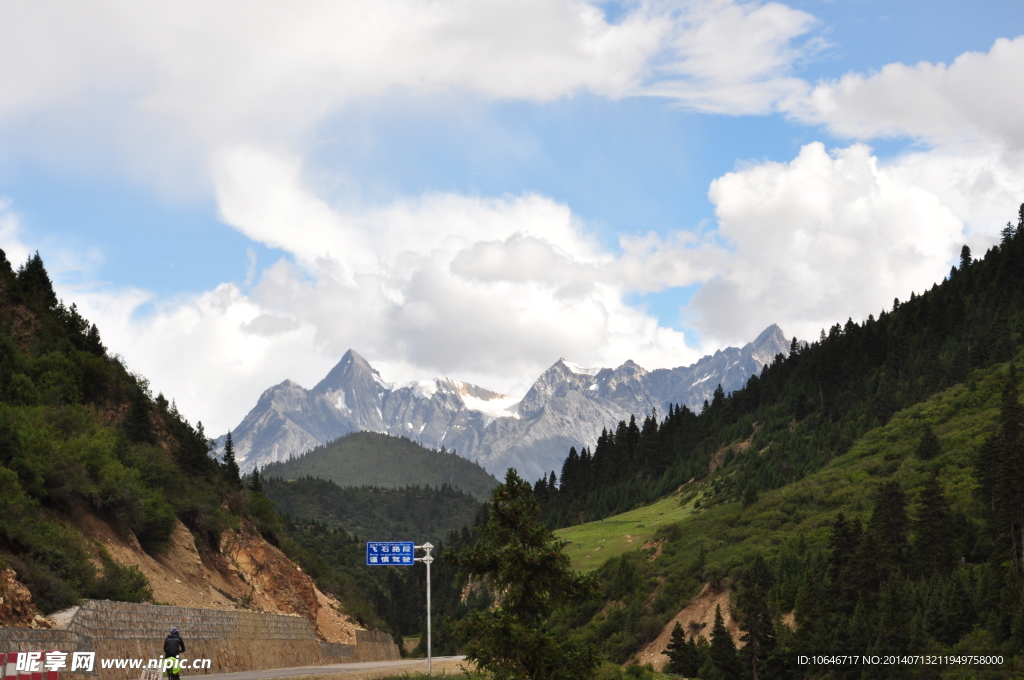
[
  {"left": 462, "top": 394, "right": 522, "bottom": 419},
  {"left": 218, "top": 325, "right": 795, "bottom": 480},
  {"left": 561, "top": 360, "right": 602, "bottom": 376}
]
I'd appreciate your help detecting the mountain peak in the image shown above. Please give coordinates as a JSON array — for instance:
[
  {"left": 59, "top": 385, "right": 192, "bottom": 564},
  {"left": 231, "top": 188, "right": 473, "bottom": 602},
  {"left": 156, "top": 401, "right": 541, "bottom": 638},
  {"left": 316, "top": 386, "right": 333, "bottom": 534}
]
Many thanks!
[
  {"left": 314, "top": 349, "right": 379, "bottom": 393},
  {"left": 225, "top": 327, "right": 795, "bottom": 479},
  {"left": 751, "top": 323, "right": 785, "bottom": 347}
]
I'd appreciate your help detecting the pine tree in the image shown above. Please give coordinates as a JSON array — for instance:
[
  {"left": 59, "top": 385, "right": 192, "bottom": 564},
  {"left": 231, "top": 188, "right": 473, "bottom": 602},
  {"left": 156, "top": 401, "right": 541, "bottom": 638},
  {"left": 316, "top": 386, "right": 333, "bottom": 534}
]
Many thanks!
[
  {"left": 993, "top": 365, "right": 1024, "bottom": 573},
  {"left": 711, "top": 384, "right": 726, "bottom": 409},
  {"left": 16, "top": 252, "right": 58, "bottom": 311},
  {"left": 445, "top": 469, "right": 600, "bottom": 680},
  {"left": 737, "top": 554, "right": 777, "bottom": 680},
  {"left": 223, "top": 431, "right": 242, "bottom": 489},
  {"left": 123, "top": 384, "right": 156, "bottom": 444},
  {"left": 912, "top": 473, "right": 955, "bottom": 576},
  {"left": 662, "top": 622, "right": 697, "bottom": 675},
  {"left": 869, "top": 480, "right": 910, "bottom": 577},
  {"left": 709, "top": 605, "right": 741, "bottom": 680},
  {"left": 249, "top": 465, "right": 263, "bottom": 493},
  {"left": 915, "top": 426, "right": 942, "bottom": 461},
  {"left": 85, "top": 323, "right": 105, "bottom": 356},
  {"left": 959, "top": 244, "right": 972, "bottom": 270},
  {"left": 870, "top": 576, "right": 912, "bottom": 661},
  {"left": 827, "top": 512, "right": 862, "bottom": 612}
]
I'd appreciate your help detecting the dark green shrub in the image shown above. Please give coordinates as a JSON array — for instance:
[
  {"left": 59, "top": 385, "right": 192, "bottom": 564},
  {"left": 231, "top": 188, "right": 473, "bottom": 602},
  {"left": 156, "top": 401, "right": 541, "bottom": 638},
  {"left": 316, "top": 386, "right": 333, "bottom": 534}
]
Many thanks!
[{"left": 89, "top": 552, "right": 152, "bottom": 603}]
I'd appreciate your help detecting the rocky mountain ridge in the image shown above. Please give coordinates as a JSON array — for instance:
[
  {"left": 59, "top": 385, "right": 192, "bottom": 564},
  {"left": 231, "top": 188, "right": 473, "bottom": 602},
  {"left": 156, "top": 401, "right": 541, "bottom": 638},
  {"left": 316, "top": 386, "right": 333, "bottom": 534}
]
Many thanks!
[{"left": 221, "top": 324, "right": 794, "bottom": 481}]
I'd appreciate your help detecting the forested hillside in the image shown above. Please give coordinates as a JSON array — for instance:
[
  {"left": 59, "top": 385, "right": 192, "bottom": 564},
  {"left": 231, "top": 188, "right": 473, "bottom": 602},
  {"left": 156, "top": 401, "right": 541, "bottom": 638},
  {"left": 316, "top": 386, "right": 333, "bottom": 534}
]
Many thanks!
[
  {"left": 0, "top": 249, "right": 294, "bottom": 613},
  {"left": 527, "top": 207, "right": 1024, "bottom": 678},
  {"left": 540, "top": 208, "right": 1024, "bottom": 529},
  {"left": 263, "top": 476, "right": 483, "bottom": 544},
  {"left": 261, "top": 431, "right": 498, "bottom": 500}
]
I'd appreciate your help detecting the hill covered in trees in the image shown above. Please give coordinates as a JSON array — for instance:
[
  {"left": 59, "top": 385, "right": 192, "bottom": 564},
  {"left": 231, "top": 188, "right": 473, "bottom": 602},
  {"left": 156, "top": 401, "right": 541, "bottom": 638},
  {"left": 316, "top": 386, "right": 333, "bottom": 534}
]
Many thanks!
[
  {"left": 261, "top": 430, "right": 498, "bottom": 500},
  {"left": 521, "top": 206, "right": 1024, "bottom": 676},
  {"left": 263, "top": 476, "right": 483, "bottom": 544},
  {"left": 0, "top": 249, "right": 389, "bottom": 628},
  {"left": 0, "top": 250, "right": 269, "bottom": 612},
  {"left": 539, "top": 209, "right": 1024, "bottom": 530}
]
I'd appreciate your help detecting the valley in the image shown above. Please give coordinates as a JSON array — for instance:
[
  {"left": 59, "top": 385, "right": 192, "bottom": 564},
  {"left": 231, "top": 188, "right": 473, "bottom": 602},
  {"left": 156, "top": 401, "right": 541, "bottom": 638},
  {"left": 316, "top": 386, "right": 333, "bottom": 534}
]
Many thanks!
[{"left": 4, "top": 216, "right": 1024, "bottom": 679}]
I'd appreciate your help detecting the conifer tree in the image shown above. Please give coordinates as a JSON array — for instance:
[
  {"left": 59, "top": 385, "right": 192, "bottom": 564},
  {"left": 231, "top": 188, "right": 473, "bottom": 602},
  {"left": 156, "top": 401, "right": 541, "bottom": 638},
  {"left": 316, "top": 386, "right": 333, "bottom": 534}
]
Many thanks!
[
  {"left": 249, "top": 465, "right": 263, "bottom": 493},
  {"left": 123, "top": 384, "right": 156, "bottom": 444},
  {"left": 869, "top": 480, "right": 910, "bottom": 577},
  {"left": 959, "top": 244, "right": 972, "bottom": 270},
  {"left": 223, "top": 431, "right": 242, "bottom": 489},
  {"left": 711, "top": 384, "right": 726, "bottom": 409},
  {"left": 662, "top": 622, "right": 692, "bottom": 675},
  {"left": 708, "top": 605, "right": 741, "bottom": 680},
  {"left": 737, "top": 554, "right": 777, "bottom": 680},
  {"left": 16, "top": 252, "right": 58, "bottom": 311},
  {"left": 912, "top": 473, "right": 955, "bottom": 576},
  {"left": 915, "top": 426, "right": 941, "bottom": 461},
  {"left": 85, "top": 323, "right": 105, "bottom": 356},
  {"left": 993, "top": 365, "right": 1024, "bottom": 573},
  {"left": 870, "top": 576, "right": 912, "bottom": 660},
  {"left": 445, "top": 469, "right": 600, "bottom": 680}
]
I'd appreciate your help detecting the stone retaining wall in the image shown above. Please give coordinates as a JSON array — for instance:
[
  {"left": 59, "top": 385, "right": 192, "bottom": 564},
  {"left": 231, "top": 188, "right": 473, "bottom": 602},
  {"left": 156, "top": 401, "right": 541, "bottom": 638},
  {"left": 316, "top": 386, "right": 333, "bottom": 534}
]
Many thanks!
[{"left": 0, "top": 601, "right": 398, "bottom": 680}]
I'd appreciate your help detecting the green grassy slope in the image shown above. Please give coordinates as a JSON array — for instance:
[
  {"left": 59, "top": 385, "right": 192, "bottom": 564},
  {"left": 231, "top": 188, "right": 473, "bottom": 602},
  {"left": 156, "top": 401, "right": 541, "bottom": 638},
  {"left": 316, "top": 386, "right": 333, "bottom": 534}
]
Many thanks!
[
  {"left": 561, "top": 359, "right": 1003, "bottom": 578},
  {"left": 661, "top": 361, "right": 1000, "bottom": 574},
  {"left": 555, "top": 493, "right": 697, "bottom": 572},
  {"left": 557, "top": 356, "right": 1003, "bottom": 577},
  {"left": 260, "top": 431, "right": 499, "bottom": 500},
  {"left": 551, "top": 358, "right": 1016, "bottom": 667}
]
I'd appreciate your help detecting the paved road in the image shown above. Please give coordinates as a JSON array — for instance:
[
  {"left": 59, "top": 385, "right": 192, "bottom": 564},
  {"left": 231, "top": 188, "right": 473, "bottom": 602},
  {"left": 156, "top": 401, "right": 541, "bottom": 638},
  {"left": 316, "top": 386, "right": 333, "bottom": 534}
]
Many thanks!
[{"left": 197, "top": 656, "right": 467, "bottom": 680}]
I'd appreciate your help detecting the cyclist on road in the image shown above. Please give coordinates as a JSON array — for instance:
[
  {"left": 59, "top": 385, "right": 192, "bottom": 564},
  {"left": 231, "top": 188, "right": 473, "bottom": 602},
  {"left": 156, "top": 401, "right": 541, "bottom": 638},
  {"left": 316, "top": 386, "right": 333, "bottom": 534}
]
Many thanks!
[{"left": 163, "top": 627, "right": 186, "bottom": 680}]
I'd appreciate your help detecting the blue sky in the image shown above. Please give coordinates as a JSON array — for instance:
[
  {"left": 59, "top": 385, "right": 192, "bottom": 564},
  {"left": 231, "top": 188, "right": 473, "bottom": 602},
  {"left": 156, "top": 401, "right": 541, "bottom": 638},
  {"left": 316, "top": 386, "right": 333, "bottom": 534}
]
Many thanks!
[{"left": 1, "top": 0, "right": 1023, "bottom": 434}]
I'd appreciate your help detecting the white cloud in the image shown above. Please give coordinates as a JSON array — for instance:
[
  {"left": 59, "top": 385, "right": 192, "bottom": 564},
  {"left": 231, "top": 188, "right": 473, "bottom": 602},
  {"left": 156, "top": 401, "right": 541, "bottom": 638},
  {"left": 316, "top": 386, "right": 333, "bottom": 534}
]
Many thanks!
[
  {"left": 0, "top": 0, "right": 821, "bottom": 192},
  {"left": 0, "top": 201, "right": 30, "bottom": 269},
  {"left": 68, "top": 148, "right": 704, "bottom": 433},
  {"left": 69, "top": 136, "right": 1023, "bottom": 433},
  {"left": 645, "top": 0, "right": 819, "bottom": 114},
  {"left": 74, "top": 283, "right": 327, "bottom": 432},
  {"left": 691, "top": 142, "right": 967, "bottom": 345},
  {"left": 789, "top": 36, "right": 1024, "bottom": 150}
]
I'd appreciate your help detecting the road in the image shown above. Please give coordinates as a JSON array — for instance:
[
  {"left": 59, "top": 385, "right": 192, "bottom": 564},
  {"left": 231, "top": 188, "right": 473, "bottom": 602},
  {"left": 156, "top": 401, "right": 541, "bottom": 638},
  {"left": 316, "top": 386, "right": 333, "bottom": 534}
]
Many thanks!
[{"left": 197, "top": 656, "right": 468, "bottom": 680}]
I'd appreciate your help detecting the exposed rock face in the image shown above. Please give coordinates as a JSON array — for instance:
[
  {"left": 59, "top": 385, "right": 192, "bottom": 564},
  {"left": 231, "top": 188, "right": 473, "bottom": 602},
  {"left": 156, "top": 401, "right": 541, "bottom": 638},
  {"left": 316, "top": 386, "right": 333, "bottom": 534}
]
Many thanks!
[
  {"left": 0, "top": 568, "right": 47, "bottom": 627},
  {"left": 635, "top": 582, "right": 742, "bottom": 671},
  {"left": 222, "top": 325, "right": 794, "bottom": 481},
  {"left": 72, "top": 510, "right": 359, "bottom": 644}
]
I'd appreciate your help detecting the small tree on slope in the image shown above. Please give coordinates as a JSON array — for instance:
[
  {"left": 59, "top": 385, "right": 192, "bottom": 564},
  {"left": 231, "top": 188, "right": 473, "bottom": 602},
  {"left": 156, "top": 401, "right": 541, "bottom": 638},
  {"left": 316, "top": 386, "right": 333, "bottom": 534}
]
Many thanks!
[{"left": 445, "top": 468, "right": 600, "bottom": 680}]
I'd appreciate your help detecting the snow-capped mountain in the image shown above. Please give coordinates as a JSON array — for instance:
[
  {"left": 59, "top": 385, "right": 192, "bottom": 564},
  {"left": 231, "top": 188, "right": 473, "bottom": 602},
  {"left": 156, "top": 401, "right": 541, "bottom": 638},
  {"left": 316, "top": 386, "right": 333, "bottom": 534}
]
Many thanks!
[{"left": 219, "top": 324, "right": 793, "bottom": 481}]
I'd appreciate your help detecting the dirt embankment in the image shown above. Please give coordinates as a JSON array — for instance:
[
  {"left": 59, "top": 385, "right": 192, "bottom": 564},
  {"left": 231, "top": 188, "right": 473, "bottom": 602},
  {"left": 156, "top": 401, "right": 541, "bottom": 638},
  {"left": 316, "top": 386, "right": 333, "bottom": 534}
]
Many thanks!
[
  {"left": 0, "top": 569, "right": 51, "bottom": 629},
  {"left": 634, "top": 582, "right": 742, "bottom": 671},
  {"left": 69, "top": 510, "right": 360, "bottom": 644}
]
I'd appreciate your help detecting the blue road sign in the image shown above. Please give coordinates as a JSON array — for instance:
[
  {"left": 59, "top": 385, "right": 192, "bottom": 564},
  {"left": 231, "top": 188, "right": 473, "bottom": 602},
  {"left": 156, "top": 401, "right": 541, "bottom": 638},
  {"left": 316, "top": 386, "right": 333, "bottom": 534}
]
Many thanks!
[{"left": 366, "top": 541, "right": 415, "bottom": 566}]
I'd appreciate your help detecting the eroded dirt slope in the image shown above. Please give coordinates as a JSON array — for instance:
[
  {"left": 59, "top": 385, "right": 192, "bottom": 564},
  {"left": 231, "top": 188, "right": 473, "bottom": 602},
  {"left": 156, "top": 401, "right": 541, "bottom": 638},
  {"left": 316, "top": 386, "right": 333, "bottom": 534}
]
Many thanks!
[
  {"left": 74, "top": 510, "right": 360, "bottom": 644},
  {"left": 634, "top": 582, "right": 742, "bottom": 671}
]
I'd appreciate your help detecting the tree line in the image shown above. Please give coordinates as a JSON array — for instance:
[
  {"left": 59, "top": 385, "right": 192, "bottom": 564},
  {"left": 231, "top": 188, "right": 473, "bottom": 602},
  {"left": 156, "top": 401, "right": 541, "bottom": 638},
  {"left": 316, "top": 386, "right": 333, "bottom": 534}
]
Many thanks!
[{"left": 538, "top": 206, "right": 1024, "bottom": 529}]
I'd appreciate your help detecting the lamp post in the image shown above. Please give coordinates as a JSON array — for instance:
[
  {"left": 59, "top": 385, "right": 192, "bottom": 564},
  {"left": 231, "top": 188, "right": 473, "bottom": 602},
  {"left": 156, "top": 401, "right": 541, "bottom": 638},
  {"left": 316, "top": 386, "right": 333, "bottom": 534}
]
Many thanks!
[{"left": 414, "top": 543, "right": 433, "bottom": 676}]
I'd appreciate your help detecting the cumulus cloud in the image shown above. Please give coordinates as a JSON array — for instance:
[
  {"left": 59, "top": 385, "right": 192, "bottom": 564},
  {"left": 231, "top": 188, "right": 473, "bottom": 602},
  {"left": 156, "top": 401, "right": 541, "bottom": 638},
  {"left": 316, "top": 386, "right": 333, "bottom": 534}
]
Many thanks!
[
  {"left": 789, "top": 36, "right": 1024, "bottom": 150},
  {"left": 64, "top": 148, "right": 707, "bottom": 433},
  {"left": 74, "top": 283, "right": 327, "bottom": 431},
  {"left": 63, "top": 137, "right": 1019, "bottom": 433},
  {"left": 692, "top": 143, "right": 970, "bottom": 346},
  {"left": 0, "top": 201, "right": 29, "bottom": 266},
  {"left": 690, "top": 142, "right": 968, "bottom": 345},
  {"left": 0, "top": 0, "right": 822, "bottom": 191}
]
